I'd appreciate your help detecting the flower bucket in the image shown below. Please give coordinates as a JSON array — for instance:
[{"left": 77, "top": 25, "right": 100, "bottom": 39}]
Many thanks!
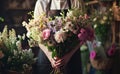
[{"left": 90, "top": 58, "right": 113, "bottom": 70}]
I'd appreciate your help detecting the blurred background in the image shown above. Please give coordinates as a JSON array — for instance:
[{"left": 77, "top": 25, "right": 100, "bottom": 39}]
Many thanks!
[{"left": 0, "top": 0, "right": 36, "bottom": 35}]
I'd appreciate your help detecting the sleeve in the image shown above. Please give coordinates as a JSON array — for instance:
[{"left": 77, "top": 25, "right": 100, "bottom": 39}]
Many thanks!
[{"left": 34, "top": 0, "right": 45, "bottom": 19}]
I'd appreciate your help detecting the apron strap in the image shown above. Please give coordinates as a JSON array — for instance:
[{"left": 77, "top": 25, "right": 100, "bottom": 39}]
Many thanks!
[
  {"left": 67, "top": 0, "right": 71, "bottom": 9},
  {"left": 46, "top": 0, "right": 52, "bottom": 17},
  {"left": 46, "top": 0, "right": 71, "bottom": 17}
]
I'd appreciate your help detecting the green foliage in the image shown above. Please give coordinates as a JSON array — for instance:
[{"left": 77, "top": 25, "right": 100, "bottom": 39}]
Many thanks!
[
  {"left": 95, "top": 24, "right": 111, "bottom": 45},
  {"left": 27, "top": 11, "right": 34, "bottom": 19},
  {"left": 91, "top": 7, "right": 113, "bottom": 45},
  {"left": 0, "top": 17, "right": 4, "bottom": 22}
]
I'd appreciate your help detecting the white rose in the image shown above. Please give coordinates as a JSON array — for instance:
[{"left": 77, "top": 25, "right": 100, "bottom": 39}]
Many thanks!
[
  {"left": 54, "top": 29, "right": 67, "bottom": 43},
  {"left": 26, "top": 32, "right": 31, "bottom": 38}
]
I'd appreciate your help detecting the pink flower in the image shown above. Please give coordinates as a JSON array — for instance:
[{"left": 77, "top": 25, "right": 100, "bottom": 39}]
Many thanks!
[
  {"left": 42, "top": 29, "right": 51, "bottom": 40},
  {"left": 84, "top": 14, "right": 89, "bottom": 19},
  {"left": 90, "top": 50, "right": 96, "bottom": 59},
  {"left": 78, "top": 28, "right": 88, "bottom": 41},
  {"left": 107, "top": 44, "right": 116, "bottom": 56}
]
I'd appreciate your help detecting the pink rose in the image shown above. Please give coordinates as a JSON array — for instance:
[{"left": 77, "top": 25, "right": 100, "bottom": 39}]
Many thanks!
[
  {"left": 107, "top": 44, "right": 116, "bottom": 56},
  {"left": 90, "top": 50, "right": 96, "bottom": 59},
  {"left": 78, "top": 28, "right": 88, "bottom": 41},
  {"left": 42, "top": 29, "right": 51, "bottom": 40}
]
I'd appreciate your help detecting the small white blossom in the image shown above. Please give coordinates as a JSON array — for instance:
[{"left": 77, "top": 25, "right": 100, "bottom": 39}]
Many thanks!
[{"left": 16, "top": 41, "right": 22, "bottom": 50}]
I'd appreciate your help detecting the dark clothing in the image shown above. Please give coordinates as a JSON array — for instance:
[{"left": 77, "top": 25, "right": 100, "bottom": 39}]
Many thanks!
[
  {"left": 32, "top": 47, "right": 82, "bottom": 74},
  {"left": 32, "top": 47, "right": 52, "bottom": 74}
]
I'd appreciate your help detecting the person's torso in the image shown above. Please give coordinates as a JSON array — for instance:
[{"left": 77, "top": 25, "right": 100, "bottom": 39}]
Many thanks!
[
  {"left": 50, "top": 0, "right": 69, "bottom": 10},
  {"left": 47, "top": 0, "right": 71, "bottom": 18}
]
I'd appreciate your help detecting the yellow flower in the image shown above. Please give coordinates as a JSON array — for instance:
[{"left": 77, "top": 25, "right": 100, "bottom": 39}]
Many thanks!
[
  {"left": 93, "top": 18, "right": 97, "bottom": 22},
  {"left": 103, "top": 16, "right": 108, "bottom": 21},
  {"left": 100, "top": 20, "right": 105, "bottom": 24},
  {"left": 39, "top": 24, "right": 44, "bottom": 29}
]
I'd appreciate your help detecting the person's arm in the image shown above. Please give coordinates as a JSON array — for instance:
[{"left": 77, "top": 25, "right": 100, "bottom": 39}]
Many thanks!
[
  {"left": 55, "top": 42, "right": 84, "bottom": 68},
  {"left": 39, "top": 43, "right": 60, "bottom": 68},
  {"left": 34, "top": 0, "right": 60, "bottom": 68}
]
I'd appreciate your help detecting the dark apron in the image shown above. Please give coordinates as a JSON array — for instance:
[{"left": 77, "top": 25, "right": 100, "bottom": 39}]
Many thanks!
[
  {"left": 46, "top": 0, "right": 71, "bottom": 18},
  {"left": 32, "top": 0, "right": 82, "bottom": 74}
]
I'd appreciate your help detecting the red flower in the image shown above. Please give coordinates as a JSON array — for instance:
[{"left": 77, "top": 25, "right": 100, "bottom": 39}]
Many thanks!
[{"left": 107, "top": 44, "right": 116, "bottom": 56}]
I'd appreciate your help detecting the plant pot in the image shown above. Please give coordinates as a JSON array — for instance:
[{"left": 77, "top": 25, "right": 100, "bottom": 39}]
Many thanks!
[{"left": 90, "top": 58, "right": 113, "bottom": 70}]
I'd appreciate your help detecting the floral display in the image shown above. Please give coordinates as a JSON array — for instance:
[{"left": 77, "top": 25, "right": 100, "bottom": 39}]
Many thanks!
[
  {"left": 23, "top": 9, "right": 95, "bottom": 73},
  {"left": 0, "top": 0, "right": 120, "bottom": 74},
  {"left": 87, "top": 4, "right": 119, "bottom": 72},
  {"left": 23, "top": 9, "right": 94, "bottom": 58},
  {"left": 0, "top": 26, "right": 36, "bottom": 73}
]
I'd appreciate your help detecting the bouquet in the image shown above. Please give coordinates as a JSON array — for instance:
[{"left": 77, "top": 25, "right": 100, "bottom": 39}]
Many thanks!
[{"left": 23, "top": 9, "right": 95, "bottom": 74}]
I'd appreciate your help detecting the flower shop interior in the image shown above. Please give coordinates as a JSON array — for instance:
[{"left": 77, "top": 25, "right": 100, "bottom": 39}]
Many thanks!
[{"left": 0, "top": 0, "right": 120, "bottom": 74}]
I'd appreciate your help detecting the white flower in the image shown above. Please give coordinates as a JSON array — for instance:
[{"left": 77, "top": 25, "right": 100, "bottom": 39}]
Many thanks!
[
  {"left": 103, "top": 16, "right": 107, "bottom": 21},
  {"left": 93, "top": 18, "right": 97, "bottom": 22},
  {"left": 94, "top": 24, "right": 97, "bottom": 29},
  {"left": 93, "top": 40, "right": 101, "bottom": 48},
  {"left": 22, "top": 34, "right": 26, "bottom": 40},
  {"left": 54, "top": 29, "right": 67, "bottom": 43},
  {"left": 16, "top": 41, "right": 22, "bottom": 50},
  {"left": 64, "top": 22, "right": 79, "bottom": 34},
  {"left": 67, "top": 11, "right": 73, "bottom": 17},
  {"left": 22, "top": 21, "right": 28, "bottom": 26},
  {"left": 26, "top": 32, "right": 31, "bottom": 38}
]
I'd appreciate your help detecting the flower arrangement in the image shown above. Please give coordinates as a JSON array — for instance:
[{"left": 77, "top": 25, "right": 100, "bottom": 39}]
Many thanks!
[
  {"left": 89, "top": 40, "right": 117, "bottom": 70},
  {"left": 23, "top": 9, "right": 94, "bottom": 58},
  {"left": 23, "top": 9, "right": 95, "bottom": 73},
  {"left": 92, "top": 7, "right": 113, "bottom": 45},
  {"left": 0, "top": 26, "right": 36, "bottom": 73},
  {"left": 87, "top": 5, "right": 118, "bottom": 70}
]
